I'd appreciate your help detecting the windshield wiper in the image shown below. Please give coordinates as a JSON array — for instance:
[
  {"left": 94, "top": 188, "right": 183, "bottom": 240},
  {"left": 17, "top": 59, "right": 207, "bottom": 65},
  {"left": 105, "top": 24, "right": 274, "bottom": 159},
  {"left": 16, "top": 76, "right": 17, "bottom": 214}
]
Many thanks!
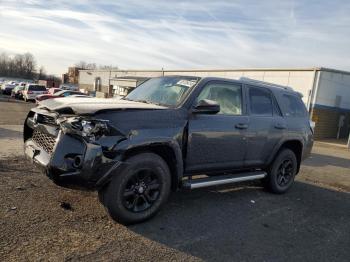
[
  {"left": 134, "top": 99, "right": 152, "bottom": 104},
  {"left": 138, "top": 99, "right": 169, "bottom": 107},
  {"left": 124, "top": 97, "right": 167, "bottom": 107},
  {"left": 122, "top": 97, "right": 133, "bottom": 101}
]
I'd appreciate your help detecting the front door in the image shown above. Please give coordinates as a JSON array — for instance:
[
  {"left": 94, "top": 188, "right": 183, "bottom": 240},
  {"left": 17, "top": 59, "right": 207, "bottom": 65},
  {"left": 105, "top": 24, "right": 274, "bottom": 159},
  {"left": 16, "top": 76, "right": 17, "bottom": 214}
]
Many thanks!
[{"left": 186, "top": 81, "right": 248, "bottom": 173}]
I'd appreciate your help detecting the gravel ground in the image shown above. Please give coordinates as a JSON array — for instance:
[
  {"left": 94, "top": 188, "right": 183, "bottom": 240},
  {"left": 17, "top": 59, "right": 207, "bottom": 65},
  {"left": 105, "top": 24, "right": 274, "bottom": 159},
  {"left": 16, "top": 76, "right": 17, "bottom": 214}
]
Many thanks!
[{"left": 0, "top": 97, "right": 349, "bottom": 261}]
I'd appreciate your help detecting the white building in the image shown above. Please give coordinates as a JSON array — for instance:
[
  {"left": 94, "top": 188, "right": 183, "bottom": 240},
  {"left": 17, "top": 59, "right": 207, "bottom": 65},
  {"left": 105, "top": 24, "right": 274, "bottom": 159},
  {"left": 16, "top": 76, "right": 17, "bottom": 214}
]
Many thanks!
[{"left": 79, "top": 67, "right": 350, "bottom": 140}]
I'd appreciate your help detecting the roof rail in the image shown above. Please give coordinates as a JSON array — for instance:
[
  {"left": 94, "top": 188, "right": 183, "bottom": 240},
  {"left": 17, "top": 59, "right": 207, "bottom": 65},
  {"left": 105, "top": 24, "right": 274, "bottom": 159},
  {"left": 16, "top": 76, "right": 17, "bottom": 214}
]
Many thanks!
[{"left": 239, "top": 77, "right": 294, "bottom": 91}]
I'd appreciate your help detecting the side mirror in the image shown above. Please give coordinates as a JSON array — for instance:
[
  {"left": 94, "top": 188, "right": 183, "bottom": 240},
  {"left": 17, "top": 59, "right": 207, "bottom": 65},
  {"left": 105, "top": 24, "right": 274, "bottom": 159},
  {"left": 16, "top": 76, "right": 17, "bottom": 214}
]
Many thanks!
[{"left": 193, "top": 99, "right": 220, "bottom": 114}]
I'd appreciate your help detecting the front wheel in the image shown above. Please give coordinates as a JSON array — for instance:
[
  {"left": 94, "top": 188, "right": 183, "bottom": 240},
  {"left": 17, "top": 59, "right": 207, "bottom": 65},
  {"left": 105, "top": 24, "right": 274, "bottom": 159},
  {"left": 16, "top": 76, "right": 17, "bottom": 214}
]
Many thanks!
[
  {"left": 265, "top": 149, "right": 297, "bottom": 194},
  {"left": 100, "top": 152, "right": 171, "bottom": 225}
]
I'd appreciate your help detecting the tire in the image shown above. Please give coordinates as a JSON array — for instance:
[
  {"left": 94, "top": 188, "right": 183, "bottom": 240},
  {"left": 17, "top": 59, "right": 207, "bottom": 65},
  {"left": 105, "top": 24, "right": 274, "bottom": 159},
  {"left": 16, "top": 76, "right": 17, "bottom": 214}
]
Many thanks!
[
  {"left": 100, "top": 152, "right": 171, "bottom": 225},
  {"left": 265, "top": 149, "right": 297, "bottom": 194}
]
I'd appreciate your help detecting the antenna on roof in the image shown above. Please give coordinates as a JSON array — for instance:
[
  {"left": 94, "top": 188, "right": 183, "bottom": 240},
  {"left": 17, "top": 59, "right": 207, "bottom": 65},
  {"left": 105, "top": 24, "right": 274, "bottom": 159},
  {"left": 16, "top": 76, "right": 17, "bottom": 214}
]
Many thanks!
[{"left": 239, "top": 77, "right": 294, "bottom": 91}]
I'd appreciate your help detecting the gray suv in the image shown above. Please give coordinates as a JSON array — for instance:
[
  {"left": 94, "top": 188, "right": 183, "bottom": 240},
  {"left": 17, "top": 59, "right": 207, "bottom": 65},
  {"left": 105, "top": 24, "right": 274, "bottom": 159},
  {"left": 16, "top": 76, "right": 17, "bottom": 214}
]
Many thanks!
[{"left": 24, "top": 76, "right": 314, "bottom": 224}]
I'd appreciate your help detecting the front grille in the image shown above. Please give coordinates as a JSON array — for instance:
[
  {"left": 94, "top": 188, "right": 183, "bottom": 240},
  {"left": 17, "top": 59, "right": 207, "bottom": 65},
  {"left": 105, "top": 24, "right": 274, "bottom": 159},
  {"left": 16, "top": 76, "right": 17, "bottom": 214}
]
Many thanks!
[{"left": 32, "top": 130, "right": 57, "bottom": 154}]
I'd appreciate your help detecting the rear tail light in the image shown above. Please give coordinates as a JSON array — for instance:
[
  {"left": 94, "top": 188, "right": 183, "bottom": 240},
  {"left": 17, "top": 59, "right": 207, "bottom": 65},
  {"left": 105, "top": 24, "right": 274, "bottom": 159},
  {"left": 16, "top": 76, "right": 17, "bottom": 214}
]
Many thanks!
[{"left": 309, "top": 120, "right": 315, "bottom": 134}]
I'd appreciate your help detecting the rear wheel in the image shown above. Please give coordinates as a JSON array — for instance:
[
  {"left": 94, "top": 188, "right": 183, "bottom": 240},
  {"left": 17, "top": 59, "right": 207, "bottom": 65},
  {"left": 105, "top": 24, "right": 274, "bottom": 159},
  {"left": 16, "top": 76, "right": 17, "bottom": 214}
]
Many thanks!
[
  {"left": 265, "top": 149, "right": 297, "bottom": 194},
  {"left": 100, "top": 153, "right": 171, "bottom": 225}
]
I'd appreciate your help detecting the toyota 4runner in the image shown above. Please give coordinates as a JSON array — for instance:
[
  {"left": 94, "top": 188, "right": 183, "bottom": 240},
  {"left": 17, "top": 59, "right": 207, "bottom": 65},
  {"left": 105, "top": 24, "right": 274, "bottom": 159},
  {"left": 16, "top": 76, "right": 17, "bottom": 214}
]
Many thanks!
[{"left": 24, "top": 76, "right": 314, "bottom": 224}]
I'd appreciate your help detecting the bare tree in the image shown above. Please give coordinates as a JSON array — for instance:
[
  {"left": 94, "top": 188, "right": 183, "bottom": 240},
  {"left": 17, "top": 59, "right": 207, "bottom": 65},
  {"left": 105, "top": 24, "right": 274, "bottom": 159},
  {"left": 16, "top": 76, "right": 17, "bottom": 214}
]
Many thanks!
[
  {"left": 99, "top": 65, "right": 119, "bottom": 70},
  {"left": 74, "top": 61, "right": 97, "bottom": 70},
  {"left": 38, "top": 66, "right": 46, "bottom": 80},
  {"left": 23, "top": 53, "right": 36, "bottom": 79},
  {"left": 74, "top": 61, "right": 118, "bottom": 70},
  {"left": 0, "top": 52, "right": 38, "bottom": 79}
]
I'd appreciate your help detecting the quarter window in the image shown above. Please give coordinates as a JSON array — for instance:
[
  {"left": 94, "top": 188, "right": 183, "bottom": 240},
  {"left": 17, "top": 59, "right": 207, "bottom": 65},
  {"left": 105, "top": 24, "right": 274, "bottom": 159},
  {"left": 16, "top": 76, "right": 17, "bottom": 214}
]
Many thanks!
[
  {"left": 249, "top": 87, "right": 273, "bottom": 116},
  {"left": 281, "top": 94, "right": 307, "bottom": 117},
  {"left": 196, "top": 82, "right": 242, "bottom": 115}
]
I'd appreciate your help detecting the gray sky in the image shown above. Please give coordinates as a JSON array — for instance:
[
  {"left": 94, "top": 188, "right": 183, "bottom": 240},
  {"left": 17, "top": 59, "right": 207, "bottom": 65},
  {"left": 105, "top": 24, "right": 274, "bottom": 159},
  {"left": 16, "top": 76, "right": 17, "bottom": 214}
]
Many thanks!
[{"left": 1, "top": 0, "right": 350, "bottom": 75}]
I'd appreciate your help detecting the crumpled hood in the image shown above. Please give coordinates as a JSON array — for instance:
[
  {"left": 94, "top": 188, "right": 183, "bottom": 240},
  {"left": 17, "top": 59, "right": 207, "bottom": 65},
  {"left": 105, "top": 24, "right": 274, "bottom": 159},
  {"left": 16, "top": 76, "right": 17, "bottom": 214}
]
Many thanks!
[{"left": 38, "top": 97, "right": 167, "bottom": 114}]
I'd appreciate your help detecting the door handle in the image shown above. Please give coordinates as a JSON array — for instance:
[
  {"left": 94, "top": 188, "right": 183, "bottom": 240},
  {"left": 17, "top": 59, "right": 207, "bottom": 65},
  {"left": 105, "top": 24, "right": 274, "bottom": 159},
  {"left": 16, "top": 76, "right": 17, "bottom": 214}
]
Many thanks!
[
  {"left": 235, "top": 123, "right": 248, "bottom": 129},
  {"left": 274, "top": 123, "right": 287, "bottom": 129}
]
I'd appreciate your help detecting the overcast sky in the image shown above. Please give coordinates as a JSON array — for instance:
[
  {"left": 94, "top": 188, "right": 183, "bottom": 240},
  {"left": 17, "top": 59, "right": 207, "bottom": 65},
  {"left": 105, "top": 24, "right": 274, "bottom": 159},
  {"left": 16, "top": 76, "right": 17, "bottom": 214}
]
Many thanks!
[{"left": 1, "top": 0, "right": 350, "bottom": 75}]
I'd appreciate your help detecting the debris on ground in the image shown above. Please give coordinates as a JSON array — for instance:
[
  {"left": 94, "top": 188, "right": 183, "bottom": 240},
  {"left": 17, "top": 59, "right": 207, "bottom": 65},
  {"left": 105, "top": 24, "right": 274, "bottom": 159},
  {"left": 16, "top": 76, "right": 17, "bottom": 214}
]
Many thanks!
[{"left": 60, "top": 202, "right": 73, "bottom": 211}]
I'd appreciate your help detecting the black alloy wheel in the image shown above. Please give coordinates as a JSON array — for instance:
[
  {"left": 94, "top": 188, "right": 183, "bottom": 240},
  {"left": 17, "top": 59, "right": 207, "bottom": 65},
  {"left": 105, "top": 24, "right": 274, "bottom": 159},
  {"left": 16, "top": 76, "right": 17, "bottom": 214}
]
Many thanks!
[
  {"left": 265, "top": 148, "right": 297, "bottom": 194},
  {"left": 122, "top": 169, "right": 161, "bottom": 212},
  {"left": 100, "top": 152, "right": 171, "bottom": 225},
  {"left": 276, "top": 159, "right": 294, "bottom": 186}
]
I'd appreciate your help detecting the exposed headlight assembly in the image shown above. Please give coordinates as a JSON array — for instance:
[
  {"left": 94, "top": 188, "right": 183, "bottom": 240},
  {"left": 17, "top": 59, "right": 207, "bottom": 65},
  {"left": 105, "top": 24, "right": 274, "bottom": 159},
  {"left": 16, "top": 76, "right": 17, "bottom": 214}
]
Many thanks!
[
  {"left": 59, "top": 117, "right": 109, "bottom": 142},
  {"left": 81, "top": 119, "right": 109, "bottom": 140}
]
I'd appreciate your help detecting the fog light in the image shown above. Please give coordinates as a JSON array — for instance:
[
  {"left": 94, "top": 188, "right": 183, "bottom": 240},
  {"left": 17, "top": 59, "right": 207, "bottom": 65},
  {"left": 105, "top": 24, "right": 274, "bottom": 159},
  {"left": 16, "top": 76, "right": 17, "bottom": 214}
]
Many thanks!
[{"left": 73, "top": 155, "right": 82, "bottom": 168}]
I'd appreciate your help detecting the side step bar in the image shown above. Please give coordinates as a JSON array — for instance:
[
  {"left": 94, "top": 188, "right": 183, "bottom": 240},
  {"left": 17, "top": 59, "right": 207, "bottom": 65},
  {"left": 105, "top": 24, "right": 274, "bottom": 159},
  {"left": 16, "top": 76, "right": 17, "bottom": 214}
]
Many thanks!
[{"left": 183, "top": 171, "right": 267, "bottom": 189}]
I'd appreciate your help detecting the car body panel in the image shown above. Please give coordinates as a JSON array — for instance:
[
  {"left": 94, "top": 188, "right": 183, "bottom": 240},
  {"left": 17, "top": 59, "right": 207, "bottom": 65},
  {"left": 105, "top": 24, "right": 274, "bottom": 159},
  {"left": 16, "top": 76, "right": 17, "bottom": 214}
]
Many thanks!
[
  {"left": 23, "top": 76, "right": 313, "bottom": 190},
  {"left": 37, "top": 96, "right": 167, "bottom": 114}
]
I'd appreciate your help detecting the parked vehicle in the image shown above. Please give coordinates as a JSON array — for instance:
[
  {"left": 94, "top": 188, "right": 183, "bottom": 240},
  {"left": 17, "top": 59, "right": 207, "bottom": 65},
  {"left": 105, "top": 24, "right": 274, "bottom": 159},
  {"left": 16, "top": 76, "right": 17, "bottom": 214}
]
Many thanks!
[
  {"left": 1, "top": 81, "right": 17, "bottom": 95},
  {"left": 11, "top": 83, "right": 26, "bottom": 99},
  {"left": 59, "top": 84, "right": 79, "bottom": 91},
  {"left": 24, "top": 76, "right": 314, "bottom": 225},
  {"left": 22, "top": 84, "right": 47, "bottom": 102},
  {"left": 35, "top": 90, "right": 88, "bottom": 104},
  {"left": 47, "top": 87, "right": 62, "bottom": 95}
]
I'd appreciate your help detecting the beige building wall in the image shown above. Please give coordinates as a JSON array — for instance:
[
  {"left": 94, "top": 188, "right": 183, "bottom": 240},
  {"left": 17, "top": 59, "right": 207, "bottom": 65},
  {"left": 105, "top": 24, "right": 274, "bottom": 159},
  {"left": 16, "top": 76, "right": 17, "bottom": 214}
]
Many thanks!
[{"left": 79, "top": 68, "right": 316, "bottom": 104}]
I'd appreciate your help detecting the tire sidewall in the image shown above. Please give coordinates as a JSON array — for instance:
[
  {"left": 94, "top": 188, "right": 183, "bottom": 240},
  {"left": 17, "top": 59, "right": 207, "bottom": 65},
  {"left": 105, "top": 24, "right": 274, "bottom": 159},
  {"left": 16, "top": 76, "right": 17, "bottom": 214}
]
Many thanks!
[
  {"left": 268, "top": 149, "right": 297, "bottom": 194},
  {"left": 104, "top": 153, "right": 171, "bottom": 225}
]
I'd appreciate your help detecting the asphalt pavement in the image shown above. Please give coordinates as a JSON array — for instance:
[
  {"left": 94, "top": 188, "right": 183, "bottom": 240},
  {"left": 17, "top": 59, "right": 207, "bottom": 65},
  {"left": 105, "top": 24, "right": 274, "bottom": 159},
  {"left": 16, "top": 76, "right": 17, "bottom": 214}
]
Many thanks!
[{"left": 0, "top": 95, "right": 349, "bottom": 261}]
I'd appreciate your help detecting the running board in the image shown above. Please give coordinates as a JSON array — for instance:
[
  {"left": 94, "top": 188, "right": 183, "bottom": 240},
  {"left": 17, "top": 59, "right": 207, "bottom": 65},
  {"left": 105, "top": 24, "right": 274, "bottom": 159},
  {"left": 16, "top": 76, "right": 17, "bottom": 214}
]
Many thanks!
[{"left": 183, "top": 171, "right": 267, "bottom": 189}]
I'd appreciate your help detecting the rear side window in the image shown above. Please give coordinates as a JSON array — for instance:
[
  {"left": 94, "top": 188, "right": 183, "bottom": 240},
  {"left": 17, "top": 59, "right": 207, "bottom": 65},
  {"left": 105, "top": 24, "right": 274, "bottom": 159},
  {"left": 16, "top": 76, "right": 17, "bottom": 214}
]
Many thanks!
[
  {"left": 249, "top": 87, "right": 273, "bottom": 116},
  {"left": 281, "top": 94, "right": 307, "bottom": 117},
  {"left": 29, "top": 85, "right": 46, "bottom": 91}
]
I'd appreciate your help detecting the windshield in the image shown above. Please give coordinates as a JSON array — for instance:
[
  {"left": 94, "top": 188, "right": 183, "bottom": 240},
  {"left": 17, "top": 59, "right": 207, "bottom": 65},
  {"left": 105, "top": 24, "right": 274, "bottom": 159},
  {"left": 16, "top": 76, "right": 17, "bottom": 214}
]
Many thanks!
[{"left": 125, "top": 76, "right": 199, "bottom": 107}]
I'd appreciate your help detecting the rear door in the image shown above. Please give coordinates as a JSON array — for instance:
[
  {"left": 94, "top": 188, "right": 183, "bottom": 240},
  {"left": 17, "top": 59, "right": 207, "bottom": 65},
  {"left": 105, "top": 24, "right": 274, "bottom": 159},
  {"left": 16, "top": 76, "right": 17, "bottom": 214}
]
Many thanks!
[
  {"left": 244, "top": 86, "right": 286, "bottom": 167},
  {"left": 186, "top": 81, "right": 249, "bottom": 173}
]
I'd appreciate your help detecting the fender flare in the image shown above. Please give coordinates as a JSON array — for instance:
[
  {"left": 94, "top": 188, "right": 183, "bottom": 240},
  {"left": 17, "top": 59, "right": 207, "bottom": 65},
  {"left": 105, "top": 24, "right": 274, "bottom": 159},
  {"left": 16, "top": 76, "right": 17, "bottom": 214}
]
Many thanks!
[
  {"left": 111, "top": 138, "right": 184, "bottom": 190},
  {"left": 266, "top": 138, "right": 304, "bottom": 169}
]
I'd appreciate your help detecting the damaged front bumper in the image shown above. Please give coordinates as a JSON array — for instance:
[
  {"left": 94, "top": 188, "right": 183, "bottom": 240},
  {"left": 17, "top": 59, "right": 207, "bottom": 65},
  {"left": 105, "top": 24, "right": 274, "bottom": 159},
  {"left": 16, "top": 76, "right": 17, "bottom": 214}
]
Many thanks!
[{"left": 24, "top": 116, "right": 126, "bottom": 190}]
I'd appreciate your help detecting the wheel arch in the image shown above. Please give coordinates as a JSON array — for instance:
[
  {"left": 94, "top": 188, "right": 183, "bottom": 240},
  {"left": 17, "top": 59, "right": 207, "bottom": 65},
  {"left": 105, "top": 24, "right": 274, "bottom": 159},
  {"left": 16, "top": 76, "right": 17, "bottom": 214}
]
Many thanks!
[
  {"left": 269, "top": 139, "right": 303, "bottom": 174},
  {"left": 121, "top": 142, "right": 184, "bottom": 191}
]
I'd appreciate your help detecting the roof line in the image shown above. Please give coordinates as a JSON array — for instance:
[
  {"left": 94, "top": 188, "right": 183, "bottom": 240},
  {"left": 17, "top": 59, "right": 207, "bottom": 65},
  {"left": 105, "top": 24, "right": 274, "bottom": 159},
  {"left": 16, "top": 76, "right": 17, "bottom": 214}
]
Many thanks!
[{"left": 79, "top": 67, "right": 350, "bottom": 75}]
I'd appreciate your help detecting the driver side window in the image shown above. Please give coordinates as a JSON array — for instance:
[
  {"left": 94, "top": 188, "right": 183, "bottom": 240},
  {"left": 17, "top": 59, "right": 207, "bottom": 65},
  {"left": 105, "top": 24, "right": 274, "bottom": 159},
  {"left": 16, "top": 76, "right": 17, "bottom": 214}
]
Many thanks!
[{"left": 197, "top": 82, "right": 242, "bottom": 115}]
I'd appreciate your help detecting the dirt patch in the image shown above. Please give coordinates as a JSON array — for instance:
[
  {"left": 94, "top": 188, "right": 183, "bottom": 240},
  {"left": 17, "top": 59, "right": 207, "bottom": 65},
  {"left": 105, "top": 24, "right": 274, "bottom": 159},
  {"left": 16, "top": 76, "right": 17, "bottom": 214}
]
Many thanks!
[{"left": 0, "top": 157, "right": 198, "bottom": 261}]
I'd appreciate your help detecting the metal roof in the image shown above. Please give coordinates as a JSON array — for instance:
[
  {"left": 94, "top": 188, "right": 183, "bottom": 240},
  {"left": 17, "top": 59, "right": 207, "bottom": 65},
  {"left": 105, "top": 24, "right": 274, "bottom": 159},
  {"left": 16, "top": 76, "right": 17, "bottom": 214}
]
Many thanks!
[{"left": 80, "top": 67, "right": 350, "bottom": 75}]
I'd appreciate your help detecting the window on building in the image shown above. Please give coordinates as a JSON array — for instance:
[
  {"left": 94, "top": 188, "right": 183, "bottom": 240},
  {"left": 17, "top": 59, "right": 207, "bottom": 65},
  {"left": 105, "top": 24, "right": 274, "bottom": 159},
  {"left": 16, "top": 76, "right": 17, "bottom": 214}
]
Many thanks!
[
  {"left": 249, "top": 87, "right": 273, "bottom": 116},
  {"left": 94, "top": 77, "right": 101, "bottom": 92},
  {"left": 196, "top": 82, "right": 242, "bottom": 115}
]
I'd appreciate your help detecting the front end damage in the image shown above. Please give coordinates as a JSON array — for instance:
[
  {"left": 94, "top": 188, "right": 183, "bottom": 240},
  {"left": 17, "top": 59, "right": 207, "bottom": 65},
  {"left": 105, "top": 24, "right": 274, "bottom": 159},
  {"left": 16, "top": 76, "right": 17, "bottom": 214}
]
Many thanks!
[{"left": 24, "top": 108, "right": 127, "bottom": 190}]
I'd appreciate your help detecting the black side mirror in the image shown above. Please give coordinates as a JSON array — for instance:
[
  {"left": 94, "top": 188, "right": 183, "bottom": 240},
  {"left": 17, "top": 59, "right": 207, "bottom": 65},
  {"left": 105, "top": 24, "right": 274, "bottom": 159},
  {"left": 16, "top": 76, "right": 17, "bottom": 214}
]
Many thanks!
[{"left": 193, "top": 99, "right": 220, "bottom": 114}]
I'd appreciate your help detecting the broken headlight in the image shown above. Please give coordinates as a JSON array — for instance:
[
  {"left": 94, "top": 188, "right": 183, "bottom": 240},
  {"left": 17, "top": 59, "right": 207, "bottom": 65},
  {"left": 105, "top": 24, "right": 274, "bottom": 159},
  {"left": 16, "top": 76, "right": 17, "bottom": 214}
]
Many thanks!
[
  {"left": 59, "top": 117, "right": 109, "bottom": 142},
  {"left": 81, "top": 119, "right": 109, "bottom": 141}
]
